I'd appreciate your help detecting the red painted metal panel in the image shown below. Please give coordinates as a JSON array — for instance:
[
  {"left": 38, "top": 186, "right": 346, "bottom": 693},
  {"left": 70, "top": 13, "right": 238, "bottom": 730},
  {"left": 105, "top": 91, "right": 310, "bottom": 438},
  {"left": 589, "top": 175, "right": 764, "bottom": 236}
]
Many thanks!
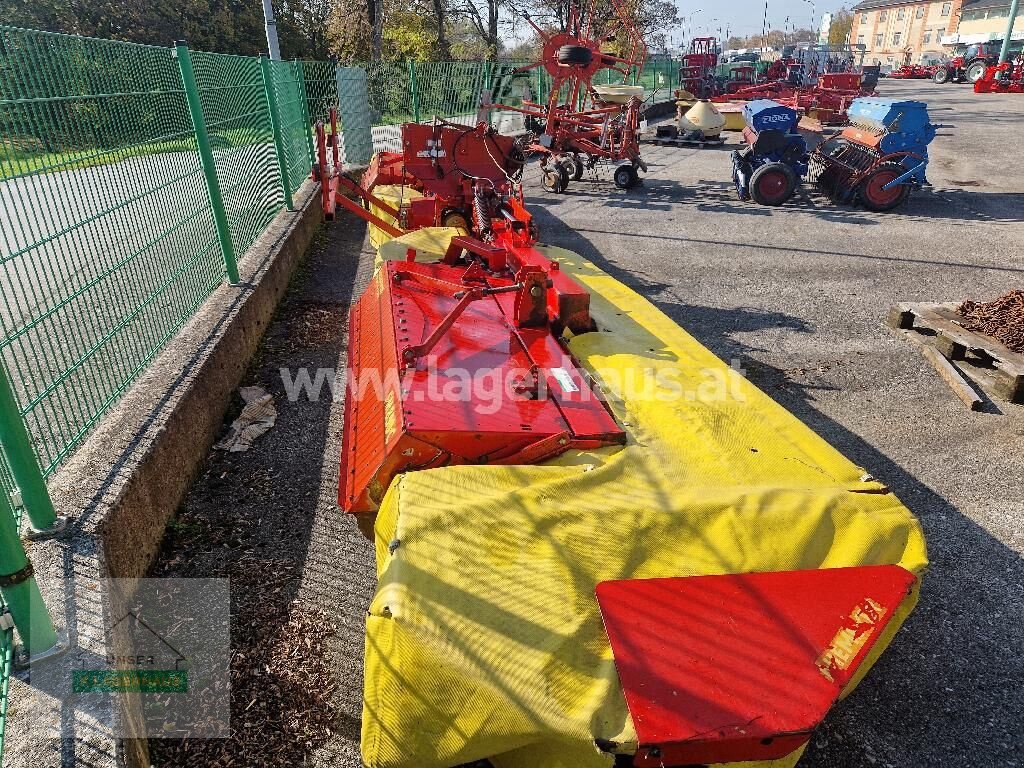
[
  {"left": 596, "top": 566, "right": 917, "bottom": 766},
  {"left": 339, "top": 260, "right": 625, "bottom": 513}
]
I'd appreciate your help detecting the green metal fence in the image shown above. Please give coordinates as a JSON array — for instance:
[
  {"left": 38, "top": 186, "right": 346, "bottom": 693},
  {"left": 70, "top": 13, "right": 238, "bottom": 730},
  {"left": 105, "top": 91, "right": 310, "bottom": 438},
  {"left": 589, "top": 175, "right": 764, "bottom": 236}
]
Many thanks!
[
  {"left": 1, "top": 29, "right": 224, "bottom": 482},
  {"left": 265, "top": 59, "right": 312, "bottom": 202},
  {"left": 0, "top": 609, "right": 11, "bottom": 766},
  {"left": 0, "top": 27, "right": 338, "bottom": 497},
  {"left": 190, "top": 49, "right": 285, "bottom": 259}
]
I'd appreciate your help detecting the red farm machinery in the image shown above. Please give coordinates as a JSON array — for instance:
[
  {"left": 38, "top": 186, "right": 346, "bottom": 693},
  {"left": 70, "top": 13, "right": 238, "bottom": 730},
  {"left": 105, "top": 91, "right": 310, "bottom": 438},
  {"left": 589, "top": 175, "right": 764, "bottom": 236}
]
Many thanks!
[
  {"left": 697, "top": 44, "right": 876, "bottom": 126},
  {"left": 680, "top": 36, "right": 720, "bottom": 97},
  {"left": 308, "top": 7, "right": 928, "bottom": 764},
  {"left": 313, "top": 116, "right": 626, "bottom": 513},
  {"left": 312, "top": 104, "right": 926, "bottom": 768},
  {"left": 933, "top": 41, "right": 1007, "bottom": 84},
  {"left": 484, "top": 0, "right": 650, "bottom": 191},
  {"left": 974, "top": 53, "right": 1024, "bottom": 93}
]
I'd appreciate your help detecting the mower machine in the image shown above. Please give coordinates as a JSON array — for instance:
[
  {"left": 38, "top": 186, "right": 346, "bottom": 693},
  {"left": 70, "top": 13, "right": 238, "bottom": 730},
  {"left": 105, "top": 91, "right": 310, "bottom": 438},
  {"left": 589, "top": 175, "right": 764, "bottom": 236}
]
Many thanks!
[
  {"left": 809, "top": 97, "right": 936, "bottom": 212},
  {"left": 732, "top": 99, "right": 809, "bottom": 206},
  {"left": 974, "top": 55, "right": 1024, "bottom": 93},
  {"left": 316, "top": 77, "right": 927, "bottom": 768},
  {"left": 487, "top": 0, "right": 649, "bottom": 192}
]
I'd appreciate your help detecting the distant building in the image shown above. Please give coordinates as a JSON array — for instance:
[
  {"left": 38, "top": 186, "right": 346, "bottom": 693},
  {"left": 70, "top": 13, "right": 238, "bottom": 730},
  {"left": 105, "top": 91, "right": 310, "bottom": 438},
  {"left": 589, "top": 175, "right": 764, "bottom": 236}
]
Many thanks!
[
  {"left": 942, "top": 0, "right": 1024, "bottom": 46},
  {"left": 851, "top": 0, "right": 962, "bottom": 66}
]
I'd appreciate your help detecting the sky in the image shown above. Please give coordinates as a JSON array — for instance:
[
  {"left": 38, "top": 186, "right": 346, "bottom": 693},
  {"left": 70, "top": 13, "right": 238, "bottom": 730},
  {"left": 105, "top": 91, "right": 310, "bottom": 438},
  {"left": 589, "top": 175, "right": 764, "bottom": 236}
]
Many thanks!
[
  {"left": 667, "top": 0, "right": 854, "bottom": 43},
  {"left": 501, "top": 0, "right": 856, "bottom": 50}
]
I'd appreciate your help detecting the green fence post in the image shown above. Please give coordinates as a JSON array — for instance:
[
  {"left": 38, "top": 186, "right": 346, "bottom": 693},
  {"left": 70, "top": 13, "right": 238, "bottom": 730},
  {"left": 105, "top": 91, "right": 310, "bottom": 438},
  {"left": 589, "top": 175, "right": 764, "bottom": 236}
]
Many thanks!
[
  {"left": 174, "top": 41, "right": 239, "bottom": 285},
  {"left": 409, "top": 61, "right": 421, "bottom": 123},
  {"left": 260, "top": 55, "right": 295, "bottom": 211},
  {"left": 295, "top": 61, "right": 316, "bottom": 168},
  {"left": 0, "top": 489, "right": 58, "bottom": 658},
  {"left": 0, "top": 364, "right": 56, "bottom": 534}
]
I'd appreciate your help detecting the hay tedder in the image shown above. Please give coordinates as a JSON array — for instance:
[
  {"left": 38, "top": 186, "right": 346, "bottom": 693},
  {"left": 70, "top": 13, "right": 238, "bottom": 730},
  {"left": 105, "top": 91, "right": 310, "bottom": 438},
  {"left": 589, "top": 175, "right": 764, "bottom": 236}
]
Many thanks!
[
  {"left": 809, "top": 97, "right": 936, "bottom": 211},
  {"left": 487, "top": 0, "right": 649, "bottom": 191},
  {"left": 314, "top": 40, "right": 927, "bottom": 767}
]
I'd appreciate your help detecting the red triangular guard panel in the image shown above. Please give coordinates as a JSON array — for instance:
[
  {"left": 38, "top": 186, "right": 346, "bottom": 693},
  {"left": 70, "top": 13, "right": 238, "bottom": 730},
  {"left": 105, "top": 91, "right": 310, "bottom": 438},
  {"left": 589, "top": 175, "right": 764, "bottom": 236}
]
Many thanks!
[{"left": 596, "top": 565, "right": 917, "bottom": 766}]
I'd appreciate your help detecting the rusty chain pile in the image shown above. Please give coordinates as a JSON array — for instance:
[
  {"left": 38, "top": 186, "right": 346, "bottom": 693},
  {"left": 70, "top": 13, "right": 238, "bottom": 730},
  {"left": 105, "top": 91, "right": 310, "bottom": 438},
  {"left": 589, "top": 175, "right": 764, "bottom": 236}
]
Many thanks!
[{"left": 957, "top": 290, "right": 1024, "bottom": 354}]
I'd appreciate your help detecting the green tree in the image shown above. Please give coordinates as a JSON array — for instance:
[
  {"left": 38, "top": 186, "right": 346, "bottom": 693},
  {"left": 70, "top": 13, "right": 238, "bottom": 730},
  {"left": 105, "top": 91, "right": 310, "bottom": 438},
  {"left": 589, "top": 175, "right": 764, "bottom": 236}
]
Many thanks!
[
  {"left": 0, "top": 0, "right": 74, "bottom": 33},
  {"left": 828, "top": 8, "right": 855, "bottom": 46}
]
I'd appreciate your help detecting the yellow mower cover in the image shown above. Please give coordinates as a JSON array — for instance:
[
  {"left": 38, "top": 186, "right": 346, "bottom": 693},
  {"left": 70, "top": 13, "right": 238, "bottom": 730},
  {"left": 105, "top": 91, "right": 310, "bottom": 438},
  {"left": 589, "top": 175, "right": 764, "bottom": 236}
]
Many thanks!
[{"left": 361, "top": 232, "right": 927, "bottom": 768}]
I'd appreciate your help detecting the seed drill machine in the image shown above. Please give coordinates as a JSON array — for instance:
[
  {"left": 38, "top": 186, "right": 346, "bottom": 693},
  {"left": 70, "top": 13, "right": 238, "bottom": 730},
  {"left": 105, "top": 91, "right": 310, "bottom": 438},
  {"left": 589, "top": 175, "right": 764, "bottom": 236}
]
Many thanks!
[
  {"left": 732, "top": 97, "right": 935, "bottom": 211},
  {"left": 313, "top": 35, "right": 928, "bottom": 767},
  {"left": 732, "top": 99, "right": 809, "bottom": 205},
  {"left": 810, "top": 97, "right": 936, "bottom": 211}
]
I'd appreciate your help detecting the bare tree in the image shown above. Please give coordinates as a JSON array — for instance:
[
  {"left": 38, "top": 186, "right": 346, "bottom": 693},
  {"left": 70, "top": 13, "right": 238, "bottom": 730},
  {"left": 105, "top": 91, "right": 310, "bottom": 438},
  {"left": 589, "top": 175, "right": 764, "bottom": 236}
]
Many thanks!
[{"left": 450, "top": 0, "right": 502, "bottom": 57}]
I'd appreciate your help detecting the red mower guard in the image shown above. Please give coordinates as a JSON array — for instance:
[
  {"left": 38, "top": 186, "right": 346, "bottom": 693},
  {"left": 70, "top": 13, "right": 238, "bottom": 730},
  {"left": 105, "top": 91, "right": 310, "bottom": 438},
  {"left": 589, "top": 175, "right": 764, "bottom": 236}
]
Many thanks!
[
  {"left": 338, "top": 258, "right": 625, "bottom": 513},
  {"left": 597, "top": 565, "right": 918, "bottom": 766}
]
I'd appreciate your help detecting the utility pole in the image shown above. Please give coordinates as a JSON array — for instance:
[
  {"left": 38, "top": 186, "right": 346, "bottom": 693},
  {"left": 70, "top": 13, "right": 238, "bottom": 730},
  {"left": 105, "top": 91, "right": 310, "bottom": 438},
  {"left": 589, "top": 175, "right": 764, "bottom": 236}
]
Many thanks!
[
  {"left": 998, "top": 0, "right": 1020, "bottom": 63},
  {"left": 263, "top": 0, "right": 282, "bottom": 60}
]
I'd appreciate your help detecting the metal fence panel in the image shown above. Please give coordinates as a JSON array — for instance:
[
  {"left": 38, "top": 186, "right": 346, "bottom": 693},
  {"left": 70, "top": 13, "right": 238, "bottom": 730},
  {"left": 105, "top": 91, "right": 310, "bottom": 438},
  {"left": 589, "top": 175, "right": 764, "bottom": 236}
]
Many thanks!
[
  {"left": 189, "top": 50, "right": 283, "bottom": 258},
  {"left": 0, "top": 26, "right": 224, "bottom": 475},
  {"left": 337, "top": 67, "right": 372, "bottom": 167},
  {"left": 301, "top": 60, "right": 339, "bottom": 127},
  {"left": 268, "top": 60, "right": 312, "bottom": 198}
]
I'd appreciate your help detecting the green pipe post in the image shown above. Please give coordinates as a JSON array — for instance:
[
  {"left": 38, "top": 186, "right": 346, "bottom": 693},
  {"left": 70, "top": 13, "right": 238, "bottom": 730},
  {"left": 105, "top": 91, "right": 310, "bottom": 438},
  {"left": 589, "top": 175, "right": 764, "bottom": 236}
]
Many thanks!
[
  {"left": 409, "top": 61, "right": 421, "bottom": 123},
  {"left": 295, "top": 61, "right": 316, "bottom": 169},
  {"left": 260, "top": 55, "right": 295, "bottom": 211},
  {"left": 0, "top": 363, "right": 55, "bottom": 532},
  {"left": 998, "top": 0, "right": 1021, "bottom": 63},
  {"left": 175, "top": 41, "right": 239, "bottom": 285},
  {"left": 0, "top": 490, "right": 58, "bottom": 656}
]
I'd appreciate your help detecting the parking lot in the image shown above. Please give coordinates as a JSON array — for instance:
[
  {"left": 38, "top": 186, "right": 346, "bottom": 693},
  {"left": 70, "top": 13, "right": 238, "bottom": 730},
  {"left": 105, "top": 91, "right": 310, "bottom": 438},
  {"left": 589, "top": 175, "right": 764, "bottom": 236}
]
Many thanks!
[{"left": 154, "top": 77, "right": 1023, "bottom": 768}]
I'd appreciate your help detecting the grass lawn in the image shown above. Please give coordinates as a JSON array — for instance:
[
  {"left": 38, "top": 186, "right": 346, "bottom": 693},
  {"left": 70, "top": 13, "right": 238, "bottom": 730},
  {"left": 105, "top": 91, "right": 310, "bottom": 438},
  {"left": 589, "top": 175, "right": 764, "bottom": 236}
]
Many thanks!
[{"left": 0, "top": 128, "right": 272, "bottom": 182}]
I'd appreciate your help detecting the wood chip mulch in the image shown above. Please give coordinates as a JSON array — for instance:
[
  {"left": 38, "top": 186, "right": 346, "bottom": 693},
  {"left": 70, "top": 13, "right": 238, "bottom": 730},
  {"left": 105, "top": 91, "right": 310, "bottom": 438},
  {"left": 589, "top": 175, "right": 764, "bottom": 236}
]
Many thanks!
[
  {"left": 149, "top": 557, "right": 339, "bottom": 767},
  {"left": 957, "top": 290, "right": 1024, "bottom": 354}
]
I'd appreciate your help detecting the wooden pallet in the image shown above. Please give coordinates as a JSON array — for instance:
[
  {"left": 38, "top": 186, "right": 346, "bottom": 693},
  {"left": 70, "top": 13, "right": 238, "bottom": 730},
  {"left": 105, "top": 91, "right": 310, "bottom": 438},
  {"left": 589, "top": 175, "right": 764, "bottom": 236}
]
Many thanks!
[{"left": 888, "top": 302, "right": 1024, "bottom": 404}]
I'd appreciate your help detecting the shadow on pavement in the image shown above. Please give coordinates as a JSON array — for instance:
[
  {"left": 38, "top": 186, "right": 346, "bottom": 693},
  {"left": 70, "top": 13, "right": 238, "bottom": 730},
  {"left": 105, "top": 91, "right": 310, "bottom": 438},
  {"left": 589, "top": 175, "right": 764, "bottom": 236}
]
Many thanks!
[{"left": 529, "top": 205, "right": 1024, "bottom": 768}]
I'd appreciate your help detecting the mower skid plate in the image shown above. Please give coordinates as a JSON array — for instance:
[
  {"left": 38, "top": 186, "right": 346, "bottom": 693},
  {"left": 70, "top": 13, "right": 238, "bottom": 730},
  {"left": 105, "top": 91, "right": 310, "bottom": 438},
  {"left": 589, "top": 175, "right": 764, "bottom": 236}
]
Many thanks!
[
  {"left": 339, "top": 261, "right": 625, "bottom": 513},
  {"left": 596, "top": 565, "right": 917, "bottom": 766}
]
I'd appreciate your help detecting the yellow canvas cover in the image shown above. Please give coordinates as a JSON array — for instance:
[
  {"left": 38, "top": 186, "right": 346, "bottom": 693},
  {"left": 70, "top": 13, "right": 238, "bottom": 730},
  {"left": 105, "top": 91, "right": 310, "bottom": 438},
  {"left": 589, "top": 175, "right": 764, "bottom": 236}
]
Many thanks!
[{"left": 360, "top": 231, "right": 927, "bottom": 768}]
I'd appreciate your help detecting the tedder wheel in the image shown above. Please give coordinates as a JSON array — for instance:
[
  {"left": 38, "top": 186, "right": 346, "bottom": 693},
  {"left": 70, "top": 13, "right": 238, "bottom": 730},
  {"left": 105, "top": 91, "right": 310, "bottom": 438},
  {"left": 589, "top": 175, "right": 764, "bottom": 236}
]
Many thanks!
[
  {"left": 967, "top": 61, "right": 988, "bottom": 82},
  {"left": 558, "top": 45, "right": 594, "bottom": 66},
  {"left": 542, "top": 163, "right": 569, "bottom": 194},
  {"left": 613, "top": 164, "right": 639, "bottom": 189},
  {"left": 749, "top": 162, "right": 797, "bottom": 206},
  {"left": 561, "top": 155, "right": 585, "bottom": 181},
  {"left": 858, "top": 162, "right": 911, "bottom": 212},
  {"left": 932, "top": 67, "right": 950, "bottom": 84}
]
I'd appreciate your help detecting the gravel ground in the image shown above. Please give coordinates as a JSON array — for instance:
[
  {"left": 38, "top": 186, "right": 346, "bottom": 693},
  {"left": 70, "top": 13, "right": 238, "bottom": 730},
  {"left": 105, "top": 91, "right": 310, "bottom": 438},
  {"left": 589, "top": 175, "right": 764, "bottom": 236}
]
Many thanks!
[{"left": 151, "top": 78, "right": 1023, "bottom": 768}]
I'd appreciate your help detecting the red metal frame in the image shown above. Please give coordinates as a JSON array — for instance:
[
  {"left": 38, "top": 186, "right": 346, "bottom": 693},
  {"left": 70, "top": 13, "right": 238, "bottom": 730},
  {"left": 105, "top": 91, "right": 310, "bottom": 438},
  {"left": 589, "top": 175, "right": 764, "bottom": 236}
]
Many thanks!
[
  {"left": 680, "top": 37, "right": 719, "bottom": 97},
  {"left": 889, "top": 64, "right": 938, "bottom": 79},
  {"left": 974, "top": 58, "right": 1024, "bottom": 93}
]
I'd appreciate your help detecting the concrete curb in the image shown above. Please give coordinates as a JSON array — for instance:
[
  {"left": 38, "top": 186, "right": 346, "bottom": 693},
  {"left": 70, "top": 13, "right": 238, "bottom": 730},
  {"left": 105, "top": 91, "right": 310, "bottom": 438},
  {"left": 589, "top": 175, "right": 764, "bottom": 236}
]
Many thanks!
[{"left": 8, "top": 182, "right": 323, "bottom": 768}]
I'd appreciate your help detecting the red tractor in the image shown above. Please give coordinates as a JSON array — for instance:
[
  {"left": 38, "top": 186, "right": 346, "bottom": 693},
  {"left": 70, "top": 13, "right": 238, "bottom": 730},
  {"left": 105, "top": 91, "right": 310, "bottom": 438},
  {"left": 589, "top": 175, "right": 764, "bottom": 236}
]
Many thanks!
[{"left": 933, "top": 42, "right": 1002, "bottom": 84}]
